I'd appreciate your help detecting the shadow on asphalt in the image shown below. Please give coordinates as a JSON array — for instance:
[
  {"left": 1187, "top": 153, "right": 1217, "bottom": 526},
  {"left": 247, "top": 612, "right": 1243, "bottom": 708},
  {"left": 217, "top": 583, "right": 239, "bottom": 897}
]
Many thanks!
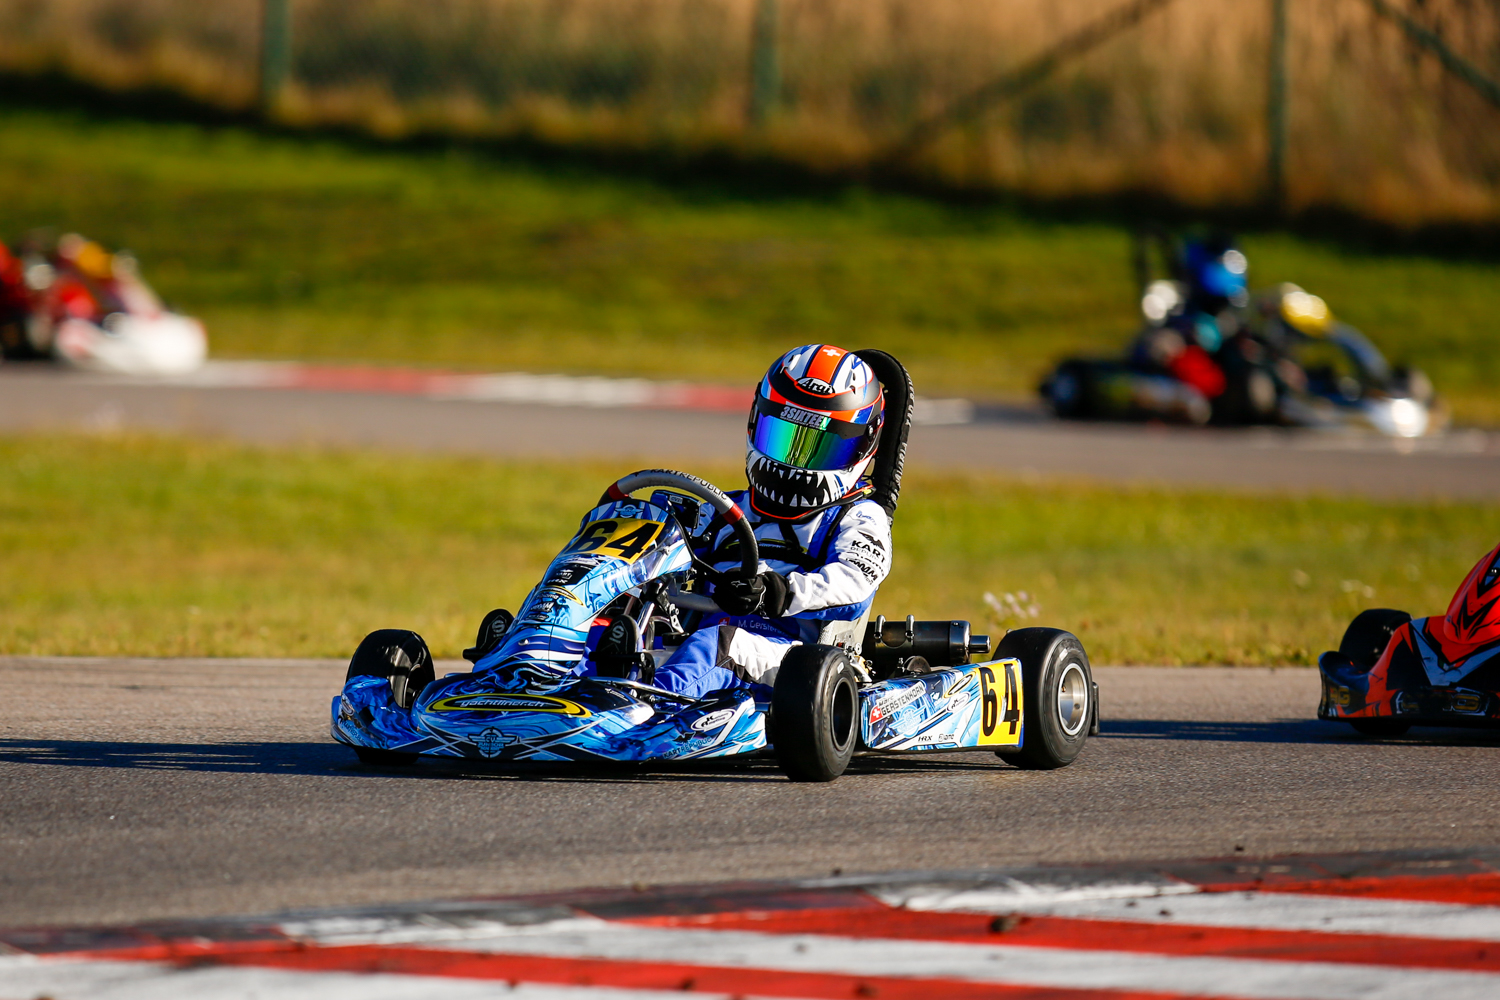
[
  {"left": 1100, "top": 719, "right": 1500, "bottom": 746},
  {"left": 0, "top": 739, "right": 1020, "bottom": 783}
]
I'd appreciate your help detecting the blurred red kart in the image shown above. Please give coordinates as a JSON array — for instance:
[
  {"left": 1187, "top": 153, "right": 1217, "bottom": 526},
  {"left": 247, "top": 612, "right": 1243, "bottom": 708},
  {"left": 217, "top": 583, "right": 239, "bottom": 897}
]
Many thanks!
[
  {"left": 0, "top": 233, "right": 206, "bottom": 374},
  {"left": 1319, "top": 544, "right": 1500, "bottom": 735}
]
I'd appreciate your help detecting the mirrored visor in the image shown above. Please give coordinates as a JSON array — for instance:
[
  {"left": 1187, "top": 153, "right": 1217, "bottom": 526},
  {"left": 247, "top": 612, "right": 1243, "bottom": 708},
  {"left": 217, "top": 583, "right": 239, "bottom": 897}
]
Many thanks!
[{"left": 750, "top": 403, "right": 877, "bottom": 471}]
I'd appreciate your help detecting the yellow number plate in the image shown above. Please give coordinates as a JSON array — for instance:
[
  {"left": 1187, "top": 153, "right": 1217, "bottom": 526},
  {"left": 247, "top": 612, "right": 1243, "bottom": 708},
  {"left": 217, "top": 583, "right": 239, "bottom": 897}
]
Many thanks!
[
  {"left": 975, "top": 659, "right": 1023, "bottom": 748},
  {"left": 562, "top": 517, "right": 664, "bottom": 564}
]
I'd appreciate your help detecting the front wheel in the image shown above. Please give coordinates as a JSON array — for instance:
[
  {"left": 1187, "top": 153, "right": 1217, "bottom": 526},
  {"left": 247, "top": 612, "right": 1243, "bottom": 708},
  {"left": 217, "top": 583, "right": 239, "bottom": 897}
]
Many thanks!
[
  {"left": 994, "top": 627, "right": 1093, "bottom": 770},
  {"left": 345, "top": 629, "right": 434, "bottom": 766},
  {"left": 772, "top": 644, "right": 860, "bottom": 782}
]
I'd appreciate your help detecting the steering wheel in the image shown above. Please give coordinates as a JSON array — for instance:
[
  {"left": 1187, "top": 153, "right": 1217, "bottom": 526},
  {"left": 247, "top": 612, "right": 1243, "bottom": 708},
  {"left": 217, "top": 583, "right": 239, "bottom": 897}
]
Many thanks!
[{"left": 599, "top": 469, "right": 758, "bottom": 611}]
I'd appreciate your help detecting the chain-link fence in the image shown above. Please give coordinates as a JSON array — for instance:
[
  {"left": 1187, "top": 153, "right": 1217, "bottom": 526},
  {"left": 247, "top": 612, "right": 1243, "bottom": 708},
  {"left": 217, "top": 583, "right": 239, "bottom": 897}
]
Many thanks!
[{"left": 3, "top": 0, "right": 1499, "bottom": 223}]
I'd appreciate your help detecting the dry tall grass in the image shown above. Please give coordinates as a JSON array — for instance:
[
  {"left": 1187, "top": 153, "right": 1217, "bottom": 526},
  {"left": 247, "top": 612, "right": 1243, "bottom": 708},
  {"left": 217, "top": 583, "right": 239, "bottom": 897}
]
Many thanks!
[{"left": 3, "top": 0, "right": 1499, "bottom": 223}]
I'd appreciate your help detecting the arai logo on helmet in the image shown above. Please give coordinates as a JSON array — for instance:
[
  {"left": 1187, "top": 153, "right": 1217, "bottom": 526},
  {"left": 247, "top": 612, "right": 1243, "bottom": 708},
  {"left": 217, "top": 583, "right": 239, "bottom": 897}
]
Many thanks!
[{"left": 796, "top": 376, "right": 835, "bottom": 394}]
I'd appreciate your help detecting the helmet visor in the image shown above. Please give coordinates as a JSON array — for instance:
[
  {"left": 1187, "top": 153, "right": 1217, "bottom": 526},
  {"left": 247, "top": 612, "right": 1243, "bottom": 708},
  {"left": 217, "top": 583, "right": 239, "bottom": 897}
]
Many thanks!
[{"left": 750, "top": 403, "right": 878, "bottom": 471}]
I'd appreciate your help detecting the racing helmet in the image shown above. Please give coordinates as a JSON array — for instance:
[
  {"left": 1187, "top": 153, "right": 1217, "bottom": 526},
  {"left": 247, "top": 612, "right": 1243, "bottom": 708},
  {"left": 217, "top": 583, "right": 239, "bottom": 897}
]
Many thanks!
[
  {"left": 1180, "top": 234, "right": 1249, "bottom": 310},
  {"left": 746, "top": 344, "right": 883, "bottom": 521},
  {"left": 1434, "top": 542, "right": 1500, "bottom": 655}
]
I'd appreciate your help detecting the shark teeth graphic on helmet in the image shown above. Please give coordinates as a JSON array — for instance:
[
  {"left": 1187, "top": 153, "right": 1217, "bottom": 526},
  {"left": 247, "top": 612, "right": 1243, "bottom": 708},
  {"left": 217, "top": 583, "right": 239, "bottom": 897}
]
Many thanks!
[{"left": 746, "top": 445, "right": 850, "bottom": 518}]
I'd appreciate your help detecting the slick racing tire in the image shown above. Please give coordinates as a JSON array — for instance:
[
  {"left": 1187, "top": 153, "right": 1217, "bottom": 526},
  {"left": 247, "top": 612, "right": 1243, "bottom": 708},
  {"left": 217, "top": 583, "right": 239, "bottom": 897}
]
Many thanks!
[
  {"left": 345, "top": 629, "right": 434, "bottom": 766},
  {"left": 1044, "top": 361, "right": 1095, "bottom": 419},
  {"left": 772, "top": 644, "right": 860, "bottom": 782},
  {"left": 994, "top": 627, "right": 1093, "bottom": 770},
  {"left": 1339, "top": 609, "right": 1411, "bottom": 670}
]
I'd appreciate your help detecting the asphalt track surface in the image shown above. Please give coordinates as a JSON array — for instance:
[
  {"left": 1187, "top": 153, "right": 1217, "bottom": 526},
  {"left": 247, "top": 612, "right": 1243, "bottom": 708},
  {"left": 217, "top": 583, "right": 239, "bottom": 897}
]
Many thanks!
[
  {"left": 4, "top": 365, "right": 1500, "bottom": 497},
  {"left": 4, "top": 657, "right": 1499, "bottom": 928}
]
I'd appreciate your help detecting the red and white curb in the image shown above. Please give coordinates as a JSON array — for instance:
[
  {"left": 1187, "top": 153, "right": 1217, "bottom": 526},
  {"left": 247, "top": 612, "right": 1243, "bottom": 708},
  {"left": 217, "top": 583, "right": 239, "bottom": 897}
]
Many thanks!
[
  {"left": 6, "top": 850, "right": 1500, "bottom": 999},
  {"left": 105, "top": 360, "right": 977, "bottom": 424}
]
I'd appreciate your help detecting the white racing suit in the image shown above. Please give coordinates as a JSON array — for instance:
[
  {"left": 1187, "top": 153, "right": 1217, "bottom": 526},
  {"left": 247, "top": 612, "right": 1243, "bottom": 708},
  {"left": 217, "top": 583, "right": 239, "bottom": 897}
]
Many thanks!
[{"left": 652, "top": 489, "right": 892, "bottom": 699}]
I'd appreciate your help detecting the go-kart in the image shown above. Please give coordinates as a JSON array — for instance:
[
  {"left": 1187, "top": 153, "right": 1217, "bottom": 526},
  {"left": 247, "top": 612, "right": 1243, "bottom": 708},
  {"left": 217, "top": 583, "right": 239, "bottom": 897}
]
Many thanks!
[
  {"left": 0, "top": 234, "right": 206, "bottom": 375},
  {"left": 1319, "top": 543, "right": 1500, "bottom": 735},
  {"left": 330, "top": 467, "right": 1098, "bottom": 781},
  {"left": 1039, "top": 230, "right": 1441, "bottom": 438}
]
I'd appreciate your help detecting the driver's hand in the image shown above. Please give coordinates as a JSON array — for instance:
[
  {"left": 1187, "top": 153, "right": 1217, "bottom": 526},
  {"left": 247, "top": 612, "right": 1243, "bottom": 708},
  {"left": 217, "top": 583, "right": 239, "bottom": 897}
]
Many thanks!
[{"left": 711, "top": 570, "right": 790, "bottom": 617}]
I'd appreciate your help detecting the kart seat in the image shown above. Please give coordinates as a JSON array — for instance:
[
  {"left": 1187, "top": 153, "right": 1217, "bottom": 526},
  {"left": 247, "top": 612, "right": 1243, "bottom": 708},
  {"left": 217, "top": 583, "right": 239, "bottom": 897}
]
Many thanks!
[{"left": 811, "top": 350, "right": 913, "bottom": 661}]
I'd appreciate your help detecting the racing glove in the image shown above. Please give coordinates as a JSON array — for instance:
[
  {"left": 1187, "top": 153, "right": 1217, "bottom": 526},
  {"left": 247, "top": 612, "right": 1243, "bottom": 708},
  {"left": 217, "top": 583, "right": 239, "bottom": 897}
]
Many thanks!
[{"left": 711, "top": 569, "right": 791, "bottom": 618}]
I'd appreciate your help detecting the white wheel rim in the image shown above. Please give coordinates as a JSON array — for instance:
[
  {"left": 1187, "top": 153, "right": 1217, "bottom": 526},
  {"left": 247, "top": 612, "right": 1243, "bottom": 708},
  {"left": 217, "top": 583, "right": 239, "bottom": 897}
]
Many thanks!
[{"left": 1057, "top": 661, "right": 1089, "bottom": 736}]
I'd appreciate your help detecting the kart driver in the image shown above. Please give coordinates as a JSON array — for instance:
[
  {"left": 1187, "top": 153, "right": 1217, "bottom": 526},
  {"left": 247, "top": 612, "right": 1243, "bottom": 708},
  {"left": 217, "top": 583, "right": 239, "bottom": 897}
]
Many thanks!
[
  {"left": 623, "top": 344, "right": 893, "bottom": 699},
  {"left": 1129, "top": 233, "right": 1249, "bottom": 402}
]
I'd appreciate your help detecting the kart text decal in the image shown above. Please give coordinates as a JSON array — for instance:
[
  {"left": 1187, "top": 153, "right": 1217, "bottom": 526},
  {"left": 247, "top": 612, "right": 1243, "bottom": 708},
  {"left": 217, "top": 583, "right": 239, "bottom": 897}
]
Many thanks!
[
  {"left": 428, "top": 694, "right": 592, "bottom": 716},
  {"left": 562, "top": 518, "right": 664, "bottom": 564},
  {"left": 976, "top": 659, "right": 1022, "bottom": 748}
]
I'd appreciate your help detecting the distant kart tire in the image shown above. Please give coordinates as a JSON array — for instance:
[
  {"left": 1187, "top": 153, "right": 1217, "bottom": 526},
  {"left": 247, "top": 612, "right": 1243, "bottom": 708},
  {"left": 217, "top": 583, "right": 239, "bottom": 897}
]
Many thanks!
[
  {"left": 994, "top": 627, "right": 1092, "bottom": 770},
  {"left": 1212, "top": 366, "right": 1277, "bottom": 424},
  {"left": 1043, "top": 361, "right": 1094, "bottom": 419},
  {"left": 1348, "top": 718, "right": 1411, "bottom": 737},
  {"left": 1338, "top": 609, "right": 1411, "bottom": 670},
  {"left": 345, "top": 628, "right": 435, "bottom": 766},
  {"left": 772, "top": 643, "right": 860, "bottom": 782}
]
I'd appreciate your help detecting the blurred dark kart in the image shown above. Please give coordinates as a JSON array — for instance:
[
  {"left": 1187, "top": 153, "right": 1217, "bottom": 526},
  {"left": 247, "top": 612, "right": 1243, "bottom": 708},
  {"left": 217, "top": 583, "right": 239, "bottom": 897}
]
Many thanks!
[
  {"left": 0, "top": 233, "right": 206, "bottom": 374},
  {"left": 1039, "top": 231, "right": 1443, "bottom": 437}
]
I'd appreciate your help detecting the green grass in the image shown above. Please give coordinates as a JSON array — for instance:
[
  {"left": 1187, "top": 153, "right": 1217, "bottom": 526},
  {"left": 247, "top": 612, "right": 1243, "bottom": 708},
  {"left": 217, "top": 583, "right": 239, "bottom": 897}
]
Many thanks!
[
  {"left": 3, "top": 433, "right": 1495, "bottom": 665},
  {"left": 1, "top": 107, "right": 1497, "bottom": 421}
]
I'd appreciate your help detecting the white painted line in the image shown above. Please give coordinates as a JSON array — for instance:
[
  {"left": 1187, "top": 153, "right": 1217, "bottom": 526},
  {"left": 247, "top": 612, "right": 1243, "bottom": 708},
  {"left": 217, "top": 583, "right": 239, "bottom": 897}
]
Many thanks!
[
  {"left": 896, "top": 886, "right": 1500, "bottom": 942},
  {"left": 277, "top": 913, "right": 607, "bottom": 947},
  {"left": 0, "top": 955, "right": 743, "bottom": 1000},
  {"left": 108, "top": 360, "right": 975, "bottom": 423},
  {"left": 878, "top": 878, "right": 1201, "bottom": 910},
  {"left": 285, "top": 919, "right": 1500, "bottom": 1000}
]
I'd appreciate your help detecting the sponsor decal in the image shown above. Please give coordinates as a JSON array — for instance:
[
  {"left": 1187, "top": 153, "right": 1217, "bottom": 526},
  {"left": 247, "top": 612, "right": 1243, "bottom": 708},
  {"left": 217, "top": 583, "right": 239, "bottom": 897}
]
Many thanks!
[
  {"left": 475, "top": 727, "right": 512, "bottom": 758},
  {"left": 846, "top": 553, "right": 884, "bottom": 583},
  {"left": 778, "top": 404, "right": 830, "bottom": 430},
  {"left": 691, "top": 708, "right": 738, "bottom": 732},
  {"left": 661, "top": 736, "right": 716, "bottom": 759},
  {"left": 869, "top": 684, "right": 924, "bottom": 723},
  {"left": 545, "top": 557, "right": 603, "bottom": 587},
  {"left": 429, "top": 694, "right": 592, "bottom": 716},
  {"left": 1451, "top": 690, "right": 1484, "bottom": 713}
]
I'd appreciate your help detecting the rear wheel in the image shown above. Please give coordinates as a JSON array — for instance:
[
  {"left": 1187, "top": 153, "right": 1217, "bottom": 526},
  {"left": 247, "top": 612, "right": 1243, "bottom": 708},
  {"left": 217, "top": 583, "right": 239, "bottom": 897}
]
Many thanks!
[
  {"left": 1339, "top": 609, "right": 1411, "bottom": 669},
  {"left": 994, "top": 628, "right": 1093, "bottom": 770},
  {"left": 346, "top": 629, "right": 434, "bottom": 766},
  {"left": 772, "top": 644, "right": 860, "bottom": 782}
]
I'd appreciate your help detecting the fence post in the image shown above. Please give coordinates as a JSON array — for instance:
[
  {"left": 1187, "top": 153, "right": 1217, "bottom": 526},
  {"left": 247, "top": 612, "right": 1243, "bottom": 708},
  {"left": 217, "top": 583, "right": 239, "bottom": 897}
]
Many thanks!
[
  {"left": 260, "top": 0, "right": 291, "bottom": 118},
  {"left": 1266, "top": 0, "right": 1289, "bottom": 212},
  {"left": 747, "top": 0, "right": 780, "bottom": 127}
]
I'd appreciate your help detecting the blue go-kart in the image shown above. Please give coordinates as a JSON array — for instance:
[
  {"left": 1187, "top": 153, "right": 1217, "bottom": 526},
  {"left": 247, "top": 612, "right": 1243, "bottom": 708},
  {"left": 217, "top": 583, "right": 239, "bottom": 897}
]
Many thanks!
[{"left": 332, "top": 360, "right": 1096, "bottom": 781}]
